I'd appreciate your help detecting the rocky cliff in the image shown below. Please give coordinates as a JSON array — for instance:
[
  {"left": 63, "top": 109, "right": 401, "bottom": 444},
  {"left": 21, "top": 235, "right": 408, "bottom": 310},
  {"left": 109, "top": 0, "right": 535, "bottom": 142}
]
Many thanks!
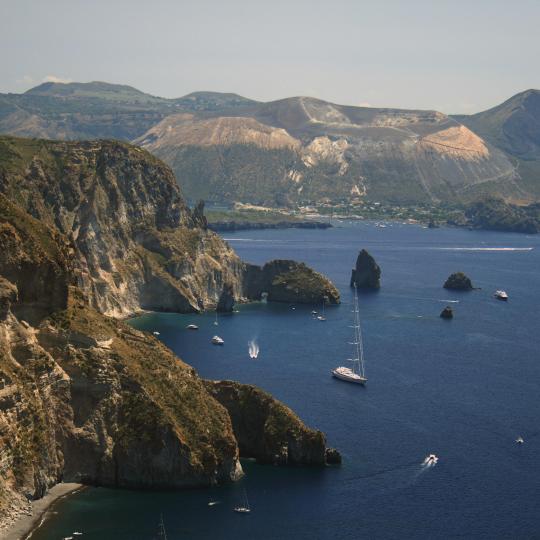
[
  {"left": 243, "top": 260, "right": 340, "bottom": 304},
  {"left": 0, "top": 196, "right": 243, "bottom": 529},
  {"left": 0, "top": 137, "right": 337, "bottom": 319},
  {"left": 0, "top": 136, "right": 249, "bottom": 318},
  {"left": 204, "top": 381, "right": 332, "bottom": 465},
  {"left": 0, "top": 137, "right": 340, "bottom": 531}
]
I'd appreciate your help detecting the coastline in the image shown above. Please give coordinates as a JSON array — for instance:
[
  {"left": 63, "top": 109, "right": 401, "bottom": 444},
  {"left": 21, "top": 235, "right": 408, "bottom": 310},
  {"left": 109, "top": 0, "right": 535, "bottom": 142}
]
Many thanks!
[{"left": 2, "top": 483, "right": 84, "bottom": 540}]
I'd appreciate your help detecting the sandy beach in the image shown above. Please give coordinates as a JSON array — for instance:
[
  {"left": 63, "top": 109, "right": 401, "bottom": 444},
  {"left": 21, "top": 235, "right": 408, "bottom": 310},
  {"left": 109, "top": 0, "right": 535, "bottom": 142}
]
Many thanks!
[{"left": 2, "top": 483, "right": 84, "bottom": 540}]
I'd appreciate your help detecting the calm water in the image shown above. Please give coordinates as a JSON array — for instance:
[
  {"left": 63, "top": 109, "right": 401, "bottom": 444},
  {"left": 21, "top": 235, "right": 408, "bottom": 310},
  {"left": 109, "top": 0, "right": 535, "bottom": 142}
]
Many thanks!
[{"left": 33, "top": 222, "right": 540, "bottom": 540}]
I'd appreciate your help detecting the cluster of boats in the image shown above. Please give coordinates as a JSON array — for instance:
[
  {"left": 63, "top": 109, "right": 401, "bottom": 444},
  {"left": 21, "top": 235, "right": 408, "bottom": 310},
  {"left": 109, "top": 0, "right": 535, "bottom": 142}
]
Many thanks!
[
  {"left": 62, "top": 532, "right": 83, "bottom": 539},
  {"left": 183, "top": 321, "right": 225, "bottom": 345},
  {"left": 157, "top": 284, "right": 509, "bottom": 385}
]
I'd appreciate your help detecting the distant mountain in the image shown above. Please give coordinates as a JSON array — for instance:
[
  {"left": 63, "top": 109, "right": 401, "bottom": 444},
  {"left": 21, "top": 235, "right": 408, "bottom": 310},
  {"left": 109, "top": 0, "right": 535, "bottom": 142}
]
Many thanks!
[
  {"left": 0, "top": 82, "right": 255, "bottom": 141},
  {"left": 136, "top": 96, "right": 523, "bottom": 206},
  {"left": 0, "top": 82, "right": 535, "bottom": 205},
  {"left": 173, "top": 91, "right": 258, "bottom": 111},
  {"left": 455, "top": 90, "right": 540, "bottom": 199}
]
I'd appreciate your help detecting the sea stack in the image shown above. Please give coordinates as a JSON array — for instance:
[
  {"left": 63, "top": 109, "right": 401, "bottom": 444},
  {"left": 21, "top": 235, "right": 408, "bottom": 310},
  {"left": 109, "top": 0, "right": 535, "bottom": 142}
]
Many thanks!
[
  {"left": 443, "top": 272, "right": 473, "bottom": 290},
  {"left": 440, "top": 306, "right": 454, "bottom": 319},
  {"left": 350, "top": 249, "right": 381, "bottom": 289}
]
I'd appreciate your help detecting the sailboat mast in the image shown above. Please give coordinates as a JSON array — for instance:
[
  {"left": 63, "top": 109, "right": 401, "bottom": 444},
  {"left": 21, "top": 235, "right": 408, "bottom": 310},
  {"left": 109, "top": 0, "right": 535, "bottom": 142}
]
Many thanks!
[
  {"left": 158, "top": 514, "right": 168, "bottom": 540},
  {"left": 353, "top": 284, "right": 365, "bottom": 378}
]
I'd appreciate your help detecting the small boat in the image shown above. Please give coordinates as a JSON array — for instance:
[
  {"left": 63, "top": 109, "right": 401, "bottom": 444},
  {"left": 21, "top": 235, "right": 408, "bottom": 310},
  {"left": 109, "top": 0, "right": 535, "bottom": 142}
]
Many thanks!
[
  {"left": 494, "top": 290, "right": 508, "bottom": 301},
  {"left": 332, "top": 284, "right": 367, "bottom": 385},
  {"left": 311, "top": 310, "right": 318, "bottom": 315},
  {"left": 424, "top": 453, "right": 439, "bottom": 465},
  {"left": 208, "top": 500, "right": 221, "bottom": 507},
  {"left": 317, "top": 298, "right": 326, "bottom": 321},
  {"left": 516, "top": 436, "right": 524, "bottom": 444},
  {"left": 186, "top": 324, "right": 199, "bottom": 330},
  {"left": 152, "top": 331, "right": 160, "bottom": 336},
  {"left": 211, "top": 335, "right": 224, "bottom": 345},
  {"left": 157, "top": 514, "right": 168, "bottom": 540},
  {"left": 233, "top": 489, "right": 251, "bottom": 514}
]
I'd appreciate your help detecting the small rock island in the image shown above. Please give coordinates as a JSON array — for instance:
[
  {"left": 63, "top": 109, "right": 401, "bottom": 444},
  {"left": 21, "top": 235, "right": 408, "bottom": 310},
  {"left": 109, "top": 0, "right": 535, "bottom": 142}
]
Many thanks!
[
  {"left": 443, "top": 272, "right": 474, "bottom": 290},
  {"left": 350, "top": 249, "right": 381, "bottom": 289},
  {"left": 440, "top": 306, "right": 454, "bottom": 319}
]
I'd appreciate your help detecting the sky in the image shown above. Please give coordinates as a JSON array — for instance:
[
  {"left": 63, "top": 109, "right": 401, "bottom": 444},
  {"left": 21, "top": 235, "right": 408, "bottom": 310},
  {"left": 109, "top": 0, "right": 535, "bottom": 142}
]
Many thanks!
[{"left": 1, "top": 0, "right": 539, "bottom": 114}]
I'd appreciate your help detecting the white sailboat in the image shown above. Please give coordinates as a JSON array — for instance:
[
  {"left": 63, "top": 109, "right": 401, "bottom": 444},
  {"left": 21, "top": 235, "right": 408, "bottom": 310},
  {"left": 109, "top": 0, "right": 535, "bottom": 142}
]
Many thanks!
[
  {"left": 317, "top": 297, "right": 327, "bottom": 321},
  {"left": 332, "top": 284, "right": 367, "bottom": 385},
  {"left": 233, "top": 488, "right": 251, "bottom": 513},
  {"left": 157, "top": 514, "right": 168, "bottom": 540}
]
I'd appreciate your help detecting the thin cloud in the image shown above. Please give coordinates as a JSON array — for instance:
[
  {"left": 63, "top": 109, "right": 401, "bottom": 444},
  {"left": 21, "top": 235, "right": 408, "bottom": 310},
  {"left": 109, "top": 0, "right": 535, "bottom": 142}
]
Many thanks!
[{"left": 43, "top": 75, "right": 72, "bottom": 84}]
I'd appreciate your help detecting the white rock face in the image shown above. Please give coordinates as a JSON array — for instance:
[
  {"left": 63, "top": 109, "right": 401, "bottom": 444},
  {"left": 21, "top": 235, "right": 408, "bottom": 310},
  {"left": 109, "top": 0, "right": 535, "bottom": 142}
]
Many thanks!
[{"left": 302, "top": 137, "right": 349, "bottom": 174}]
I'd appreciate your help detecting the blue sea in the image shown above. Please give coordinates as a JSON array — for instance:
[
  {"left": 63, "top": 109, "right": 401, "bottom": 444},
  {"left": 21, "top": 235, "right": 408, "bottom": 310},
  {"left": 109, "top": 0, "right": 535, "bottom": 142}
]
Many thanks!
[{"left": 32, "top": 222, "right": 540, "bottom": 539}]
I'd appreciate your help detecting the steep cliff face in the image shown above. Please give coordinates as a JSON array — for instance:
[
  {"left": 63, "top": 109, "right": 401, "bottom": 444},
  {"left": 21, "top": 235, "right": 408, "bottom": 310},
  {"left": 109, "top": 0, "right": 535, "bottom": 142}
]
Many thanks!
[
  {"left": 0, "top": 137, "right": 341, "bottom": 531},
  {"left": 0, "top": 136, "right": 245, "bottom": 318},
  {"left": 0, "top": 201, "right": 244, "bottom": 530}
]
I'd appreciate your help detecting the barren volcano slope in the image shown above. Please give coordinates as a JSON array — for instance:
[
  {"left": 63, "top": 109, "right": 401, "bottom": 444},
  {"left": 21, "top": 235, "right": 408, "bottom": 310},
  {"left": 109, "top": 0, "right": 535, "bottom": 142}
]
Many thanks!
[
  {"left": 137, "top": 96, "right": 523, "bottom": 205},
  {"left": 455, "top": 89, "right": 540, "bottom": 199}
]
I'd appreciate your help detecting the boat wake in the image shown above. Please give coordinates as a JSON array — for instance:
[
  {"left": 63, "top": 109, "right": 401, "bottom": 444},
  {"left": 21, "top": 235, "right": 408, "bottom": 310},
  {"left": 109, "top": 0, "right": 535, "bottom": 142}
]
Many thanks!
[
  {"left": 430, "top": 247, "right": 533, "bottom": 252},
  {"left": 344, "top": 454, "right": 439, "bottom": 494},
  {"left": 248, "top": 339, "right": 259, "bottom": 359}
]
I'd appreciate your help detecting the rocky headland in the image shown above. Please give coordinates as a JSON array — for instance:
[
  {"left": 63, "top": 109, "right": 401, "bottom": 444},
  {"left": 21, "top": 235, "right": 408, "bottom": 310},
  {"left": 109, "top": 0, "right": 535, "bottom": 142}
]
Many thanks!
[
  {"left": 0, "top": 136, "right": 341, "bottom": 533},
  {"left": 244, "top": 260, "right": 340, "bottom": 304}
]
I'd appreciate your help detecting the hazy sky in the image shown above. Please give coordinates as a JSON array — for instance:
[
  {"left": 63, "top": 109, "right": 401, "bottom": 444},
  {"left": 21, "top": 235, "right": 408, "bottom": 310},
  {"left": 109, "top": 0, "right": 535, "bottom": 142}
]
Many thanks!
[{"left": 2, "top": 0, "right": 539, "bottom": 113}]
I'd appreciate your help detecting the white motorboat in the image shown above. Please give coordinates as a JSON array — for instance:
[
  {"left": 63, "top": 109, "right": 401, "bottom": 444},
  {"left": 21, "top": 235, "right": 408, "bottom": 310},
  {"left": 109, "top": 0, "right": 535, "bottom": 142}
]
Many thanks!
[
  {"left": 186, "top": 324, "right": 199, "bottom": 330},
  {"left": 233, "top": 489, "right": 251, "bottom": 514},
  {"left": 494, "top": 290, "right": 508, "bottom": 301},
  {"left": 152, "top": 331, "right": 160, "bottom": 336},
  {"left": 211, "top": 335, "right": 224, "bottom": 345},
  {"left": 332, "top": 284, "right": 367, "bottom": 385},
  {"left": 516, "top": 436, "right": 524, "bottom": 444},
  {"left": 424, "top": 453, "right": 439, "bottom": 465},
  {"left": 208, "top": 500, "right": 220, "bottom": 507}
]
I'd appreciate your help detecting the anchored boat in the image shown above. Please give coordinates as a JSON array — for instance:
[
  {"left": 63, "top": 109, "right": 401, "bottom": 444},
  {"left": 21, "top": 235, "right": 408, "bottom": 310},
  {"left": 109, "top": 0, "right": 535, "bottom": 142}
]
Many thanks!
[{"left": 332, "top": 284, "right": 367, "bottom": 385}]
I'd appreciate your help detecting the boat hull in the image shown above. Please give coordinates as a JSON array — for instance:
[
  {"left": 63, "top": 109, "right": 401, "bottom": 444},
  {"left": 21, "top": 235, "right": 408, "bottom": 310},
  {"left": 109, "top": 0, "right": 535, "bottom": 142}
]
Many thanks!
[{"left": 332, "top": 370, "right": 367, "bottom": 385}]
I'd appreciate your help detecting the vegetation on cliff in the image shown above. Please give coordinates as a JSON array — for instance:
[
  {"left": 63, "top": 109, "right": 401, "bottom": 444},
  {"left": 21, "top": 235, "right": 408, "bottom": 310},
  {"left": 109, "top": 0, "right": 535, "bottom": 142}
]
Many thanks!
[{"left": 461, "top": 198, "right": 539, "bottom": 234}]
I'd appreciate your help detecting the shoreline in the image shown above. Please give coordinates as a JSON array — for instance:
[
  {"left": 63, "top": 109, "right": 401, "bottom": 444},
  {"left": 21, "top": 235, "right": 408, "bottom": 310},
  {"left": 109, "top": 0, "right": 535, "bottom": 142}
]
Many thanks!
[{"left": 3, "top": 483, "right": 84, "bottom": 540}]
